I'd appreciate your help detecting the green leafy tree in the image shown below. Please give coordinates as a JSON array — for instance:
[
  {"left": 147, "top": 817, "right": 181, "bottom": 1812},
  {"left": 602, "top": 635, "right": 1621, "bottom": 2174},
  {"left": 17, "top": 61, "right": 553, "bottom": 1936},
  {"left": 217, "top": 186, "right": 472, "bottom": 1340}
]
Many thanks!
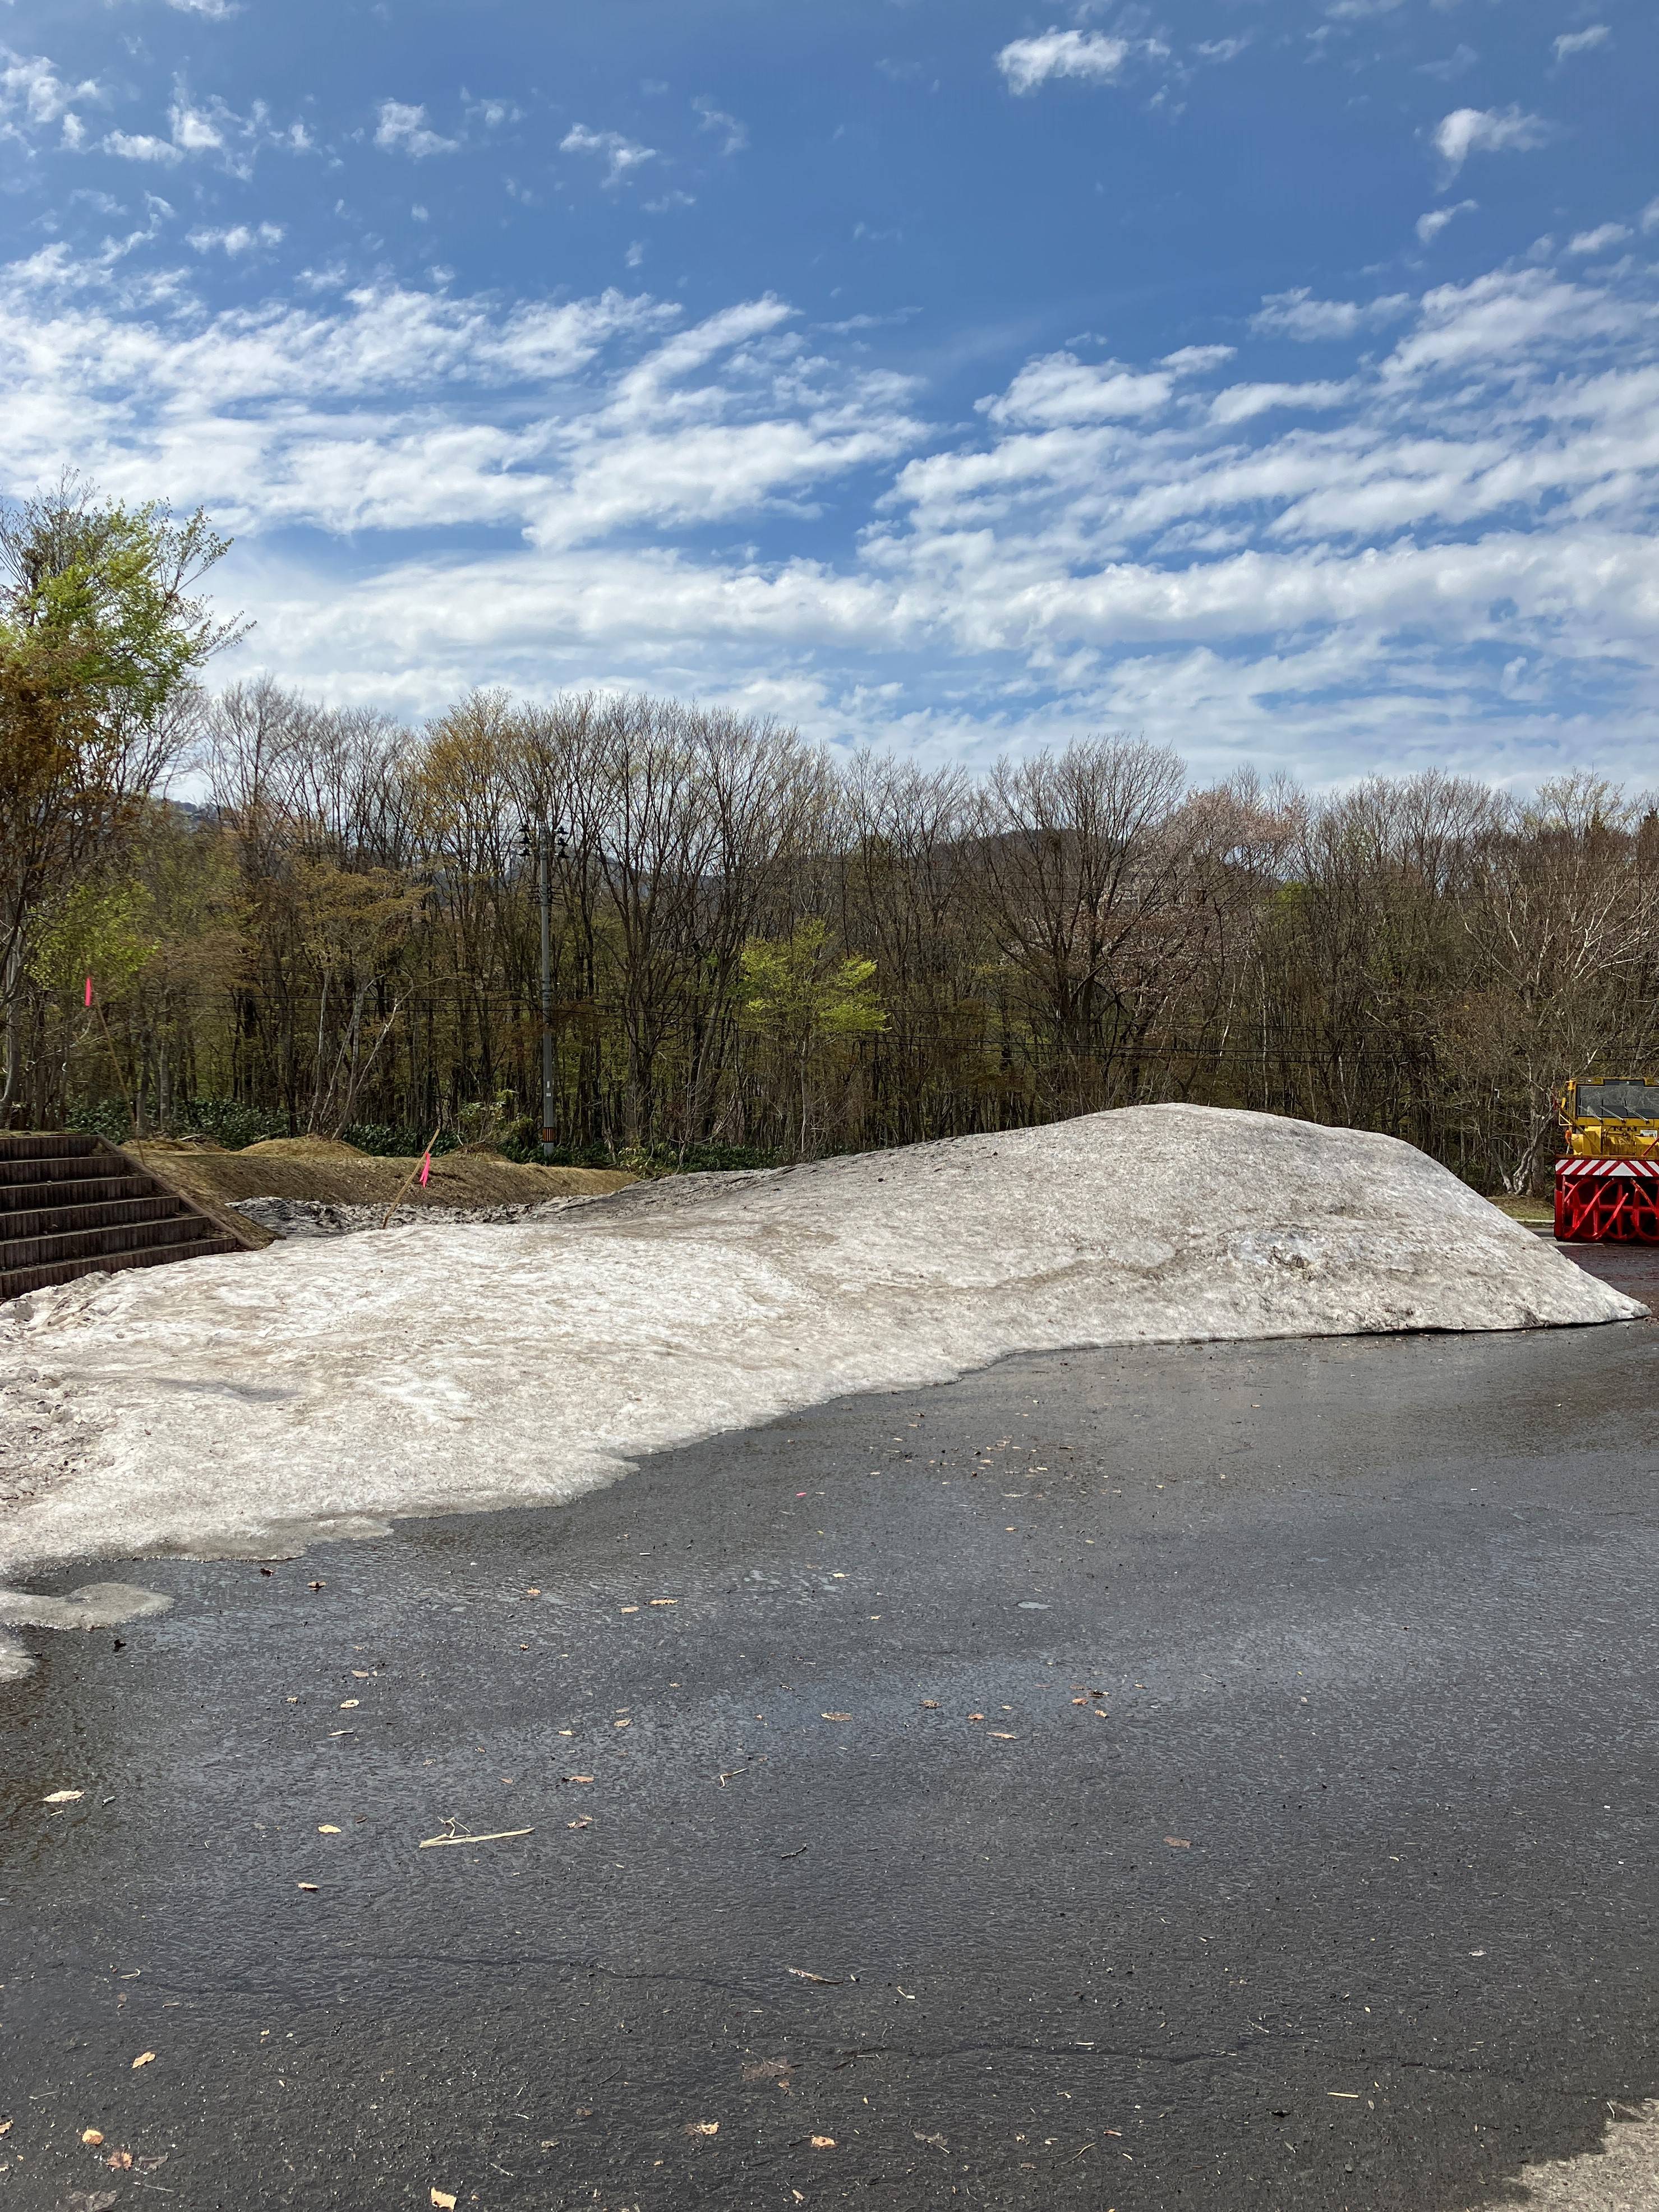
[
  {"left": 0, "top": 476, "right": 242, "bottom": 1115},
  {"left": 739, "top": 918, "right": 886, "bottom": 1154}
]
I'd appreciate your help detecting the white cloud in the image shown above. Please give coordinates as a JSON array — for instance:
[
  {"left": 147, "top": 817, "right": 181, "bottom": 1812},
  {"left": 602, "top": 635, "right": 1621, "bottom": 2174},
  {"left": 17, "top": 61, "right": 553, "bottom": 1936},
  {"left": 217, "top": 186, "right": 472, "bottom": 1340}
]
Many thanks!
[
  {"left": 374, "top": 99, "right": 458, "bottom": 159},
  {"left": 167, "top": 0, "right": 240, "bottom": 16},
  {"left": 3, "top": 241, "right": 1658, "bottom": 783},
  {"left": 1161, "top": 344, "right": 1237, "bottom": 375},
  {"left": 560, "top": 123, "right": 657, "bottom": 186},
  {"left": 692, "top": 96, "right": 748, "bottom": 155},
  {"left": 1432, "top": 106, "right": 1554, "bottom": 177},
  {"left": 1208, "top": 381, "right": 1351, "bottom": 424},
  {"left": 104, "top": 130, "right": 185, "bottom": 165},
  {"left": 1417, "top": 44, "right": 1478, "bottom": 81},
  {"left": 1416, "top": 198, "right": 1477, "bottom": 244},
  {"left": 1566, "top": 223, "right": 1630, "bottom": 255},
  {"left": 1251, "top": 289, "right": 1412, "bottom": 340},
  {"left": 464, "top": 95, "right": 519, "bottom": 130},
  {"left": 1, "top": 48, "right": 100, "bottom": 137},
  {"left": 1194, "top": 35, "right": 1249, "bottom": 61},
  {"left": 188, "top": 221, "right": 284, "bottom": 255},
  {"left": 1552, "top": 24, "right": 1609, "bottom": 59},
  {"left": 170, "top": 102, "right": 224, "bottom": 153},
  {"left": 996, "top": 29, "right": 1130, "bottom": 95},
  {"left": 983, "top": 353, "right": 1171, "bottom": 427}
]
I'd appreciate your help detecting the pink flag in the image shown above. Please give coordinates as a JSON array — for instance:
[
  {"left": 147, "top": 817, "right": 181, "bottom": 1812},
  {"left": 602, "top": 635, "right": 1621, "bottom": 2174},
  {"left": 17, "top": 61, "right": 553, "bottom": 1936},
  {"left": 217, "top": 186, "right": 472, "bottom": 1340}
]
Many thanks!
[
  {"left": 84, "top": 976, "right": 94, "bottom": 1007},
  {"left": 419, "top": 1149, "right": 431, "bottom": 1188}
]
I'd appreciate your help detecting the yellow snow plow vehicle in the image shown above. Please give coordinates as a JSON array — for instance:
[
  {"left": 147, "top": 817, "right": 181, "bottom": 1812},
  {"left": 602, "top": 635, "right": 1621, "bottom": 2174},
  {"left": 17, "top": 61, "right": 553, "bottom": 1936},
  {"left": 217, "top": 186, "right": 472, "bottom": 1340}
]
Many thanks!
[{"left": 1554, "top": 1077, "right": 1659, "bottom": 1241}]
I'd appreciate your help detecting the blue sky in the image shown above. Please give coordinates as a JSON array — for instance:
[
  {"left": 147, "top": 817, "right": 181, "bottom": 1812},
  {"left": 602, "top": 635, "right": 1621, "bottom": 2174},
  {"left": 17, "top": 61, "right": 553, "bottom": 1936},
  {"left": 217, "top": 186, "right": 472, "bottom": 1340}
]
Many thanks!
[{"left": 1, "top": 0, "right": 1655, "bottom": 786}]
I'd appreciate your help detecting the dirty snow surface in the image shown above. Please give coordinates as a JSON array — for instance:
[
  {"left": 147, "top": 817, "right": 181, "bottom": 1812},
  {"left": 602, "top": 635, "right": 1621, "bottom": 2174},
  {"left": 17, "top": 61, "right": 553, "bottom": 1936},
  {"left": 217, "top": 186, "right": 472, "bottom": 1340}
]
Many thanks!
[{"left": 0, "top": 1106, "right": 1640, "bottom": 1581}]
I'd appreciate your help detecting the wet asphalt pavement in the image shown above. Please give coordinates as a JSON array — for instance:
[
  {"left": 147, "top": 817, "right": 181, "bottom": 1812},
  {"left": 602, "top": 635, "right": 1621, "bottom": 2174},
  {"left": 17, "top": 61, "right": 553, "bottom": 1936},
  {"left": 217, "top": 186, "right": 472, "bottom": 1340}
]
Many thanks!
[{"left": 2, "top": 1243, "right": 1657, "bottom": 2212}]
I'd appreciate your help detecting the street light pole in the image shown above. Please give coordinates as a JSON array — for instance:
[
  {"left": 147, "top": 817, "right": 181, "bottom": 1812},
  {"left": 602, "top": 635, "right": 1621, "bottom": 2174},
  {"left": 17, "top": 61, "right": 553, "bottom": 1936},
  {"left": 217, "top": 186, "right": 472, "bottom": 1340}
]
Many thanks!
[{"left": 523, "top": 818, "right": 565, "bottom": 1162}]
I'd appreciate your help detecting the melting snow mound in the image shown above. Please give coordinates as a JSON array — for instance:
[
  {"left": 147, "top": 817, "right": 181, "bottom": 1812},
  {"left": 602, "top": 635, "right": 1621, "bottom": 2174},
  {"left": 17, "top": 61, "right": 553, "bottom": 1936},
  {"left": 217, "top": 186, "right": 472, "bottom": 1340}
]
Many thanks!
[{"left": 0, "top": 1105, "right": 1640, "bottom": 1576}]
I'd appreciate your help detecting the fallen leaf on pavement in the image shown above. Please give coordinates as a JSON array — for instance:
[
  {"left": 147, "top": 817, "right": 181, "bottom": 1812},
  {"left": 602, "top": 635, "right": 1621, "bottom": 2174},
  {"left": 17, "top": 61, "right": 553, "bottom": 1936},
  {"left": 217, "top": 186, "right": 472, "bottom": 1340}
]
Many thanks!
[
  {"left": 0, "top": 2120, "right": 11, "bottom": 2136},
  {"left": 920, "top": 1699, "right": 938, "bottom": 1710},
  {"left": 810, "top": 2134, "right": 836, "bottom": 2149},
  {"left": 131, "top": 2052, "right": 155, "bottom": 2070},
  {"left": 339, "top": 1700, "right": 359, "bottom": 1710},
  {"left": 317, "top": 1824, "right": 341, "bottom": 1834},
  {"left": 81, "top": 2129, "right": 104, "bottom": 2146},
  {"left": 786, "top": 1967, "right": 841, "bottom": 1985},
  {"left": 431, "top": 2191, "right": 457, "bottom": 2209},
  {"left": 990, "top": 1731, "right": 1016, "bottom": 1740},
  {"left": 105, "top": 2149, "right": 133, "bottom": 2171},
  {"left": 44, "top": 1789, "right": 84, "bottom": 1804},
  {"left": 820, "top": 1712, "right": 851, "bottom": 1722},
  {"left": 966, "top": 1712, "right": 985, "bottom": 1721},
  {"left": 649, "top": 1598, "right": 678, "bottom": 1606},
  {"left": 1163, "top": 1837, "right": 1192, "bottom": 1849},
  {"left": 684, "top": 2120, "right": 720, "bottom": 2137},
  {"left": 613, "top": 1719, "right": 632, "bottom": 1729},
  {"left": 619, "top": 1605, "right": 639, "bottom": 1614},
  {"left": 566, "top": 1817, "right": 593, "bottom": 1830},
  {"left": 563, "top": 1774, "right": 595, "bottom": 1785},
  {"left": 297, "top": 1882, "right": 319, "bottom": 1892},
  {"left": 914, "top": 2130, "right": 948, "bottom": 2151},
  {"left": 525, "top": 1587, "right": 541, "bottom": 1597}
]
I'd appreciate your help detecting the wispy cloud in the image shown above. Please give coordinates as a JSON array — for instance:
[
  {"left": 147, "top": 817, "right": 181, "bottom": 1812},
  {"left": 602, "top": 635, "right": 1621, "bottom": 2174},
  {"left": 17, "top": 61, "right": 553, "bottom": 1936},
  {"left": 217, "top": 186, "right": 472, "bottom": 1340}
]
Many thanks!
[
  {"left": 692, "top": 96, "right": 748, "bottom": 155},
  {"left": 3, "top": 241, "right": 1656, "bottom": 780},
  {"left": 1432, "top": 106, "right": 1554, "bottom": 178},
  {"left": 1552, "top": 25, "right": 1609, "bottom": 61},
  {"left": 996, "top": 29, "right": 1130, "bottom": 95},
  {"left": 1251, "top": 289, "right": 1412, "bottom": 340},
  {"left": 560, "top": 123, "right": 657, "bottom": 185},
  {"left": 374, "top": 100, "right": 458, "bottom": 159},
  {"left": 1, "top": 48, "right": 100, "bottom": 149},
  {"left": 1417, "top": 199, "right": 1477, "bottom": 244},
  {"left": 188, "top": 221, "right": 284, "bottom": 254},
  {"left": 104, "top": 130, "right": 184, "bottom": 165},
  {"left": 1566, "top": 222, "right": 1630, "bottom": 255}
]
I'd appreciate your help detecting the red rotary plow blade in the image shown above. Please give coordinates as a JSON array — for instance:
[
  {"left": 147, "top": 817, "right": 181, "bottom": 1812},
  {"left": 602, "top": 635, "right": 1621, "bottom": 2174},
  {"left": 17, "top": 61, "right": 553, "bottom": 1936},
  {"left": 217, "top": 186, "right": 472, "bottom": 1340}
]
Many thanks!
[{"left": 1555, "top": 1156, "right": 1659, "bottom": 1243}]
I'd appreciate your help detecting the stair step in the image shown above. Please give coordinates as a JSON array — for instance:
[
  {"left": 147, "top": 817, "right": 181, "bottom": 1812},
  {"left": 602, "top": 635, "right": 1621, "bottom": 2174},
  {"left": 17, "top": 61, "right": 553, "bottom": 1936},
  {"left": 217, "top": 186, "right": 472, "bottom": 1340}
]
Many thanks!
[
  {"left": 0, "top": 1235, "right": 243, "bottom": 1303},
  {"left": 0, "top": 1174, "right": 156, "bottom": 1213},
  {"left": 0, "top": 1132, "right": 101, "bottom": 1162},
  {"left": 0, "top": 1130, "right": 259, "bottom": 1300},
  {"left": 0, "top": 1195, "right": 187, "bottom": 1243},
  {"left": 0, "top": 1214, "right": 216, "bottom": 1276},
  {"left": 0, "top": 1152, "right": 143, "bottom": 1190}
]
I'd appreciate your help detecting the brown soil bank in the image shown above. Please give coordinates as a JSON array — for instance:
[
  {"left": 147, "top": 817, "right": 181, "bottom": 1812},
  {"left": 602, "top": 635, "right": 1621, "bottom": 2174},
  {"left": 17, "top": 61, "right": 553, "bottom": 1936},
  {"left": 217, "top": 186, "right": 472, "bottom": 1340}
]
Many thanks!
[{"left": 123, "top": 1138, "right": 635, "bottom": 1214}]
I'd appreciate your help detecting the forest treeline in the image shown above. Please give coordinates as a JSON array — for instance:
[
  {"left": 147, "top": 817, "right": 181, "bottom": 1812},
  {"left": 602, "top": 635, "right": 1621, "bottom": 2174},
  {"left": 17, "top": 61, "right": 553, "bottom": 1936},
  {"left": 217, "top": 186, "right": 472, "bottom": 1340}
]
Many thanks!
[{"left": 4, "top": 485, "right": 1657, "bottom": 1192}]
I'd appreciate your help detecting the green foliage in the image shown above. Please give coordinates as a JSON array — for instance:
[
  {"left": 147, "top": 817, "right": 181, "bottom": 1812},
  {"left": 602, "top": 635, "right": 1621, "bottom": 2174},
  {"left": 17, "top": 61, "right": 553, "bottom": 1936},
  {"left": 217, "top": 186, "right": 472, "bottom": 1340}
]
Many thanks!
[
  {"left": 738, "top": 919, "right": 887, "bottom": 1046},
  {"left": 176, "top": 1097, "right": 292, "bottom": 1151},
  {"left": 0, "top": 484, "right": 242, "bottom": 723},
  {"left": 67, "top": 1096, "right": 135, "bottom": 1143},
  {"left": 27, "top": 878, "right": 158, "bottom": 998},
  {"left": 339, "top": 1122, "right": 460, "bottom": 1158}
]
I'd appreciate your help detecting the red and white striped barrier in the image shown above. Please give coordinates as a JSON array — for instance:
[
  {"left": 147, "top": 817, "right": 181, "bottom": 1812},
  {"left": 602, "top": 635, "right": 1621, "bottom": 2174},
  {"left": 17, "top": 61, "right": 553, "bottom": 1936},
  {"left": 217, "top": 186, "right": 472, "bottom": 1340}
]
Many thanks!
[{"left": 1555, "top": 1154, "right": 1659, "bottom": 1243}]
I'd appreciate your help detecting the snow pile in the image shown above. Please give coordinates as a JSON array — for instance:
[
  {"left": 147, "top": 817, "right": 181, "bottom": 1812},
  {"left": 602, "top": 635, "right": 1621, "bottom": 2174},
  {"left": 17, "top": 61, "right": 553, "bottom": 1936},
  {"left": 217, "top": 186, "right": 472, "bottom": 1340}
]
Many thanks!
[{"left": 0, "top": 1106, "right": 1639, "bottom": 1587}]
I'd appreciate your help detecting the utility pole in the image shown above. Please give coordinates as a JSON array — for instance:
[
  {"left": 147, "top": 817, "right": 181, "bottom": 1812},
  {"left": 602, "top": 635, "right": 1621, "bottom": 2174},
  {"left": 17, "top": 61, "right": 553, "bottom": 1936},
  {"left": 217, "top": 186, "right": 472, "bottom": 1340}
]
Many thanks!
[{"left": 522, "top": 818, "right": 566, "bottom": 1161}]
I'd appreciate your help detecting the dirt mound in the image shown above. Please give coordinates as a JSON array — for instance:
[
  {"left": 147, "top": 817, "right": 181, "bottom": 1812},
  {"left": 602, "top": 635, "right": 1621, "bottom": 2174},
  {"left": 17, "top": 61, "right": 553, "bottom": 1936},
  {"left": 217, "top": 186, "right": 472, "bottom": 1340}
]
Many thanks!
[
  {"left": 123, "top": 1141, "right": 634, "bottom": 1212},
  {"left": 239, "top": 1137, "right": 372, "bottom": 1162}
]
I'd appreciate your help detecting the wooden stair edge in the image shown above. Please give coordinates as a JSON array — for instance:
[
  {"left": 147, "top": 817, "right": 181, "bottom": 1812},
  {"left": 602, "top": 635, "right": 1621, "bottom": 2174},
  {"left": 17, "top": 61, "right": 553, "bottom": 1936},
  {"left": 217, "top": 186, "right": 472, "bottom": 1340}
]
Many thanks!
[
  {"left": 0, "top": 1234, "right": 245, "bottom": 1303},
  {"left": 109, "top": 1139, "right": 276, "bottom": 1253}
]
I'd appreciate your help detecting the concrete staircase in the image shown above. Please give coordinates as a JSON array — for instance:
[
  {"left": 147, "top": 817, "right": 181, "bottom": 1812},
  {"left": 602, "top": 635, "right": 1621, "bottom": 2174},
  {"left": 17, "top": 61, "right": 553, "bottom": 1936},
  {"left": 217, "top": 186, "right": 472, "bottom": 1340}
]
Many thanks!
[{"left": 0, "top": 1132, "right": 257, "bottom": 1301}]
